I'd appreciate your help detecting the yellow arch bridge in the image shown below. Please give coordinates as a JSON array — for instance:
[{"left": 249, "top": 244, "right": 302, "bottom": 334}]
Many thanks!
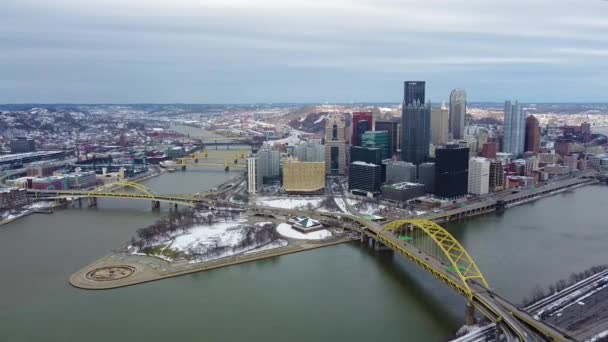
[
  {"left": 367, "top": 219, "right": 572, "bottom": 342},
  {"left": 28, "top": 181, "right": 214, "bottom": 209}
]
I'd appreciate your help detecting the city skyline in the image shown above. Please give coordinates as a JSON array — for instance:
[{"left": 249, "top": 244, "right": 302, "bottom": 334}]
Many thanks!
[{"left": 2, "top": 0, "right": 608, "bottom": 103}]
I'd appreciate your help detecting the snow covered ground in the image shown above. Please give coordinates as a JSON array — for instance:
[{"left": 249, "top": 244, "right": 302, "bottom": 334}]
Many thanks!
[
  {"left": 333, "top": 198, "right": 349, "bottom": 213},
  {"left": 25, "top": 201, "right": 54, "bottom": 209},
  {"left": 256, "top": 197, "right": 324, "bottom": 210},
  {"left": 276, "top": 223, "right": 332, "bottom": 240},
  {"left": 135, "top": 219, "right": 288, "bottom": 263},
  {"left": 169, "top": 219, "right": 247, "bottom": 252}
]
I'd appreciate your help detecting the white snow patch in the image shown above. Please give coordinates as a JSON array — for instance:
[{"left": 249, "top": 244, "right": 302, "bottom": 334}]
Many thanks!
[
  {"left": 333, "top": 198, "right": 349, "bottom": 213},
  {"left": 586, "top": 330, "right": 608, "bottom": 342},
  {"left": 170, "top": 220, "right": 246, "bottom": 252},
  {"left": 276, "top": 223, "right": 332, "bottom": 240},
  {"left": 257, "top": 197, "right": 323, "bottom": 210},
  {"left": 26, "top": 201, "right": 53, "bottom": 209}
]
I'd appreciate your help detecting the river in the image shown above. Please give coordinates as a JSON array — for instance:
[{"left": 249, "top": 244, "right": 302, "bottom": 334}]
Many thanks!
[{"left": 1, "top": 155, "right": 607, "bottom": 341}]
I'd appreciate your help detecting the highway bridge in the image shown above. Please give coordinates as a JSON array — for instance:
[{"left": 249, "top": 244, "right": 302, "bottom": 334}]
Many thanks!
[
  {"left": 249, "top": 207, "right": 574, "bottom": 342},
  {"left": 27, "top": 180, "right": 582, "bottom": 340},
  {"left": 27, "top": 181, "right": 219, "bottom": 209}
]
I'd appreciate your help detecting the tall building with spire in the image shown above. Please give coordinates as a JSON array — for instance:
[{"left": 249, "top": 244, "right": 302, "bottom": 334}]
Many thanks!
[
  {"left": 401, "top": 81, "right": 431, "bottom": 165},
  {"left": 449, "top": 89, "right": 466, "bottom": 140},
  {"left": 503, "top": 100, "right": 526, "bottom": 156}
]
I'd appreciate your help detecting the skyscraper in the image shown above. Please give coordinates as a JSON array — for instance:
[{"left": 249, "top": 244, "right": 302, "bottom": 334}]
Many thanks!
[
  {"left": 325, "top": 114, "right": 347, "bottom": 176},
  {"left": 401, "top": 81, "right": 431, "bottom": 165},
  {"left": 431, "top": 102, "right": 449, "bottom": 146},
  {"left": 449, "top": 89, "right": 467, "bottom": 140},
  {"left": 374, "top": 120, "right": 399, "bottom": 157},
  {"left": 351, "top": 112, "right": 373, "bottom": 146},
  {"left": 503, "top": 100, "right": 526, "bottom": 156},
  {"left": 525, "top": 115, "right": 541, "bottom": 154},
  {"left": 435, "top": 144, "right": 469, "bottom": 199},
  {"left": 362, "top": 131, "right": 390, "bottom": 160},
  {"left": 468, "top": 157, "right": 490, "bottom": 195},
  {"left": 404, "top": 81, "right": 425, "bottom": 106}
]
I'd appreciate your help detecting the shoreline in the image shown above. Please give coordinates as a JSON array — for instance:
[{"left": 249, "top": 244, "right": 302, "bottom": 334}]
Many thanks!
[
  {"left": 70, "top": 236, "right": 355, "bottom": 290},
  {"left": 68, "top": 176, "right": 603, "bottom": 290}
]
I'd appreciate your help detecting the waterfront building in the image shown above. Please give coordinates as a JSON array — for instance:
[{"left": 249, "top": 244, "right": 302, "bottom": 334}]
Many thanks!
[
  {"left": 294, "top": 141, "right": 324, "bottom": 162},
  {"left": 282, "top": 161, "right": 325, "bottom": 193},
  {"left": 431, "top": 103, "right": 449, "bottom": 146},
  {"left": 381, "top": 182, "right": 426, "bottom": 202},
  {"left": 435, "top": 144, "right": 469, "bottom": 199},
  {"left": 247, "top": 157, "right": 262, "bottom": 194},
  {"left": 468, "top": 157, "right": 490, "bottom": 195},
  {"left": 503, "top": 100, "right": 525, "bottom": 156},
  {"left": 10, "top": 137, "right": 36, "bottom": 154},
  {"left": 417, "top": 162, "right": 435, "bottom": 193},
  {"left": 348, "top": 161, "right": 382, "bottom": 196},
  {"left": 449, "top": 89, "right": 467, "bottom": 140},
  {"left": 325, "top": 114, "right": 347, "bottom": 176},
  {"left": 384, "top": 160, "right": 416, "bottom": 185},
  {"left": 291, "top": 217, "right": 324, "bottom": 233},
  {"left": 489, "top": 160, "right": 505, "bottom": 192},
  {"left": 0, "top": 187, "right": 28, "bottom": 209},
  {"left": 375, "top": 120, "right": 399, "bottom": 157},
  {"left": 525, "top": 115, "right": 541, "bottom": 154},
  {"left": 362, "top": 131, "right": 390, "bottom": 160},
  {"left": 352, "top": 112, "right": 373, "bottom": 146},
  {"left": 401, "top": 81, "right": 431, "bottom": 165}
]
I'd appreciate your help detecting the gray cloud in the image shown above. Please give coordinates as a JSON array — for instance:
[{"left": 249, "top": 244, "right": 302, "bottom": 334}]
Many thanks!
[{"left": 0, "top": 0, "right": 607, "bottom": 103}]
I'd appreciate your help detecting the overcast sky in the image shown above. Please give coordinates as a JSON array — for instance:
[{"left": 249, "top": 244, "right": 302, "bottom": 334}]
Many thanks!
[{"left": 1, "top": 0, "right": 607, "bottom": 103}]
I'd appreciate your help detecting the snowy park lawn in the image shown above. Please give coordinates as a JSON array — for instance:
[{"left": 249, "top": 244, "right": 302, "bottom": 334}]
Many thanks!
[
  {"left": 276, "top": 223, "right": 332, "bottom": 240},
  {"left": 134, "top": 219, "right": 288, "bottom": 263}
]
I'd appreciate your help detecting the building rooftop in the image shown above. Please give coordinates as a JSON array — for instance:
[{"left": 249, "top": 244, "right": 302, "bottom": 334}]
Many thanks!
[
  {"left": 384, "top": 182, "right": 425, "bottom": 190},
  {"left": 351, "top": 161, "right": 378, "bottom": 167}
]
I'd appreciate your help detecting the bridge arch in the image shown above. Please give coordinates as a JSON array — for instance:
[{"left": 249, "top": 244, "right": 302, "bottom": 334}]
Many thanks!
[
  {"left": 381, "top": 219, "right": 489, "bottom": 298},
  {"left": 88, "top": 181, "right": 157, "bottom": 199}
]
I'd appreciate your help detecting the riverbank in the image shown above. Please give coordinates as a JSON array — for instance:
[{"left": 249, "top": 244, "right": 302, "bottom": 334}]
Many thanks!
[{"left": 70, "top": 236, "right": 355, "bottom": 290}]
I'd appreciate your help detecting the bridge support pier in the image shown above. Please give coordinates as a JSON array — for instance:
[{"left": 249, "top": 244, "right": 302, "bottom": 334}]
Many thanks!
[
  {"left": 88, "top": 197, "right": 97, "bottom": 207},
  {"left": 173, "top": 203, "right": 178, "bottom": 211},
  {"left": 465, "top": 302, "right": 476, "bottom": 326},
  {"left": 181, "top": 165, "right": 187, "bottom": 171},
  {"left": 360, "top": 234, "right": 368, "bottom": 245},
  {"left": 152, "top": 200, "right": 161, "bottom": 210},
  {"left": 78, "top": 198, "right": 82, "bottom": 208}
]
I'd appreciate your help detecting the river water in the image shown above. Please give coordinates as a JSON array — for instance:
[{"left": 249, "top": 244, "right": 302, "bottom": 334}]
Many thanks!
[{"left": 1, "top": 132, "right": 607, "bottom": 341}]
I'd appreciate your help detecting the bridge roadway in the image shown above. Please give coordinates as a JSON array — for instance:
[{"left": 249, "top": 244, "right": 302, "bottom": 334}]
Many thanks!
[
  {"left": 425, "top": 175, "right": 597, "bottom": 222},
  {"left": 249, "top": 206, "right": 572, "bottom": 342}
]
